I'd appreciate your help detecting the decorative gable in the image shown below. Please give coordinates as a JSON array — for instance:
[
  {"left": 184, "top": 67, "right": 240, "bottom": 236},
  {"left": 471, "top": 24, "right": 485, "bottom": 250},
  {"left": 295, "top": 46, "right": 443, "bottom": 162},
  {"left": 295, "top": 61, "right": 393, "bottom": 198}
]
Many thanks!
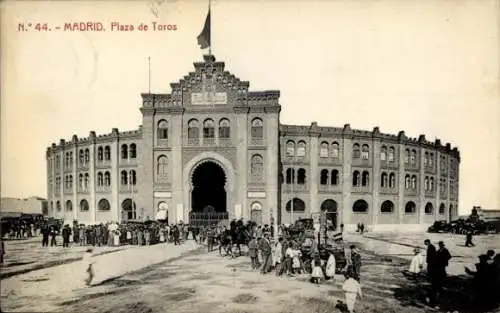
[{"left": 141, "top": 55, "right": 280, "bottom": 110}]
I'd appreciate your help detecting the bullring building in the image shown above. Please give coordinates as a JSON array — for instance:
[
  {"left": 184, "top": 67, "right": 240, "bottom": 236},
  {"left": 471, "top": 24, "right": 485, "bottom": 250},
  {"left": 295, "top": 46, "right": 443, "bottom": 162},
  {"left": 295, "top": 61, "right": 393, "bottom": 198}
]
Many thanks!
[{"left": 46, "top": 55, "right": 460, "bottom": 231}]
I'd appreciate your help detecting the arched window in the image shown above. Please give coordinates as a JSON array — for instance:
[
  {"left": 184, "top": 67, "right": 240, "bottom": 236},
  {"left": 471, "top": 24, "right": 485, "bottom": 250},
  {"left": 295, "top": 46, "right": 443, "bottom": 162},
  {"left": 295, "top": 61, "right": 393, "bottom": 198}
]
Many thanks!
[
  {"left": 97, "top": 147, "right": 103, "bottom": 162},
  {"left": 405, "top": 201, "right": 416, "bottom": 213},
  {"left": 251, "top": 118, "right": 263, "bottom": 139},
  {"left": 286, "top": 140, "right": 295, "bottom": 157},
  {"left": 97, "top": 172, "right": 103, "bottom": 186},
  {"left": 104, "top": 146, "right": 111, "bottom": 161},
  {"left": 439, "top": 203, "right": 445, "bottom": 214},
  {"left": 219, "top": 119, "right": 230, "bottom": 139},
  {"left": 122, "top": 199, "right": 137, "bottom": 220},
  {"left": 425, "top": 202, "right": 434, "bottom": 214},
  {"left": 321, "top": 199, "right": 338, "bottom": 212},
  {"left": 65, "top": 200, "right": 72, "bottom": 212},
  {"left": 129, "top": 170, "right": 137, "bottom": 185},
  {"left": 79, "top": 174, "right": 84, "bottom": 190},
  {"left": 389, "top": 173, "right": 396, "bottom": 188},
  {"left": 411, "top": 175, "right": 417, "bottom": 189},
  {"left": 331, "top": 142, "right": 339, "bottom": 158},
  {"left": 84, "top": 173, "right": 89, "bottom": 189},
  {"left": 429, "top": 177, "right": 434, "bottom": 191},
  {"left": 285, "top": 168, "right": 295, "bottom": 184},
  {"left": 69, "top": 175, "right": 73, "bottom": 188},
  {"left": 380, "top": 146, "right": 387, "bottom": 161},
  {"left": 381, "top": 200, "right": 394, "bottom": 213},
  {"left": 388, "top": 147, "right": 395, "bottom": 162},
  {"left": 297, "top": 141, "right": 306, "bottom": 157},
  {"left": 79, "top": 199, "right": 89, "bottom": 211},
  {"left": 157, "top": 120, "right": 168, "bottom": 139},
  {"left": 352, "top": 143, "right": 360, "bottom": 158},
  {"left": 297, "top": 168, "right": 306, "bottom": 184},
  {"left": 352, "top": 199, "right": 368, "bottom": 213},
  {"left": 203, "top": 119, "right": 215, "bottom": 138},
  {"left": 320, "top": 142, "right": 329, "bottom": 158},
  {"left": 429, "top": 153, "right": 434, "bottom": 167},
  {"left": 410, "top": 149, "right": 417, "bottom": 165},
  {"left": 352, "top": 170, "right": 360, "bottom": 186},
  {"left": 320, "top": 169, "right": 329, "bottom": 185},
  {"left": 250, "top": 154, "right": 264, "bottom": 181},
  {"left": 405, "top": 175, "right": 410, "bottom": 189},
  {"left": 424, "top": 177, "right": 429, "bottom": 191},
  {"left": 56, "top": 200, "right": 61, "bottom": 212},
  {"left": 104, "top": 171, "right": 111, "bottom": 186},
  {"left": 331, "top": 169, "right": 339, "bottom": 185},
  {"left": 188, "top": 119, "right": 200, "bottom": 140},
  {"left": 361, "top": 144, "right": 369, "bottom": 159},
  {"left": 157, "top": 155, "right": 168, "bottom": 177},
  {"left": 404, "top": 149, "right": 410, "bottom": 164},
  {"left": 362, "top": 171, "right": 369, "bottom": 186},
  {"left": 121, "top": 170, "right": 128, "bottom": 185},
  {"left": 84, "top": 149, "right": 90, "bottom": 164},
  {"left": 98, "top": 199, "right": 111, "bottom": 211},
  {"left": 129, "top": 143, "right": 137, "bottom": 159},
  {"left": 121, "top": 144, "right": 128, "bottom": 159},
  {"left": 424, "top": 152, "right": 429, "bottom": 166},
  {"left": 285, "top": 198, "right": 306, "bottom": 212},
  {"left": 381, "top": 172, "right": 388, "bottom": 187}
]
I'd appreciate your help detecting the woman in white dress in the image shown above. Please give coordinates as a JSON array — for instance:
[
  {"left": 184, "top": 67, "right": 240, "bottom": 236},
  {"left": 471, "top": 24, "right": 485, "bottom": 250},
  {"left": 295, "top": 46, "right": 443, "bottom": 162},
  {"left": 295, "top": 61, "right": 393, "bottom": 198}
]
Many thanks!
[
  {"left": 325, "top": 251, "right": 336, "bottom": 280},
  {"left": 113, "top": 230, "right": 120, "bottom": 246}
]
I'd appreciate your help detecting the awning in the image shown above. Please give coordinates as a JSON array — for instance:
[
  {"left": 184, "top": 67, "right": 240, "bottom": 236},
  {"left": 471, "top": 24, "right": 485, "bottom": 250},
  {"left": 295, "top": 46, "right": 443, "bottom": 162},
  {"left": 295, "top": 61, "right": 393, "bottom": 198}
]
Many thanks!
[{"left": 155, "top": 210, "right": 167, "bottom": 221}]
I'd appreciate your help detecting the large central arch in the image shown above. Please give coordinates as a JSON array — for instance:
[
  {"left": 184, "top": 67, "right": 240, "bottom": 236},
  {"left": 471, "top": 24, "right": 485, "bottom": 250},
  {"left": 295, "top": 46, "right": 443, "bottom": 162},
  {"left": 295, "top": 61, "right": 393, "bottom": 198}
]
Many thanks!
[
  {"left": 183, "top": 152, "right": 236, "bottom": 223},
  {"left": 191, "top": 161, "right": 227, "bottom": 212}
]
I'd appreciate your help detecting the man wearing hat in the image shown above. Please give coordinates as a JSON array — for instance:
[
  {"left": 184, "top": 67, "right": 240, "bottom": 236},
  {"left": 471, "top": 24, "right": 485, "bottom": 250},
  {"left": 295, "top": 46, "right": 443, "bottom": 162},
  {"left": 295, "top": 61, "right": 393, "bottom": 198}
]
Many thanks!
[{"left": 248, "top": 235, "right": 259, "bottom": 269}]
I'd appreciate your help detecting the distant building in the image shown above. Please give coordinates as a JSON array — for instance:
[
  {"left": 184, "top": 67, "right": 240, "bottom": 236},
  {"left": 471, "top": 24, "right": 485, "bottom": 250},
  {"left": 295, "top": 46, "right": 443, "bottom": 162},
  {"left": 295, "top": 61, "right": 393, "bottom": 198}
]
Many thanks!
[
  {"left": 0, "top": 196, "right": 48, "bottom": 215},
  {"left": 45, "top": 55, "right": 461, "bottom": 231},
  {"left": 473, "top": 206, "right": 500, "bottom": 221}
]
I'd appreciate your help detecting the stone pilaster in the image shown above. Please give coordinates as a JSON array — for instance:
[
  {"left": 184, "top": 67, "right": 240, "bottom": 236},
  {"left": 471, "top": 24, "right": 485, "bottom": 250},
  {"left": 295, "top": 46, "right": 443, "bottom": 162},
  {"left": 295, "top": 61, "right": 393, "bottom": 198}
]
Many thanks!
[
  {"left": 111, "top": 129, "right": 120, "bottom": 221},
  {"left": 341, "top": 127, "right": 353, "bottom": 225},
  {"left": 58, "top": 147, "right": 64, "bottom": 218},
  {"left": 446, "top": 157, "right": 451, "bottom": 221},
  {"left": 138, "top": 107, "right": 155, "bottom": 222},
  {"left": 371, "top": 133, "right": 381, "bottom": 225},
  {"left": 235, "top": 107, "right": 249, "bottom": 219},
  {"left": 435, "top": 151, "right": 441, "bottom": 221},
  {"left": 309, "top": 133, "right": 319, "bottom": 216},
  {"left": 265, "top": 110, "right": 280, "bottom": 234},
  {"left": 170, "top": 108, "right": 184, "bottom": 223},
  {"left": 397, "top": 134, "right": 406, "bottom": 223},
  {"left": 72, "top": 138, "right": 78, "bottom": 221},
  {"left": 88, "top": 132, "right": 96, "bottom": 224},
  {"left": 418, "top": 147, "right": 425, "bottom": 224}
]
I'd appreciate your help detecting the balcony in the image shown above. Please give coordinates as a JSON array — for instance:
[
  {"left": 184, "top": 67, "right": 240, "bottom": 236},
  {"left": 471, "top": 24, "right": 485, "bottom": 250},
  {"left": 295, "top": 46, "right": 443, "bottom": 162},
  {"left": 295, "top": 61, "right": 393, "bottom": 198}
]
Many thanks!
[
  {"left": 187, "top": 138, "right": 200, "bottom": 146},
  {"left": 202, "top": 138, "right": 216, "bottom": 146},
  {"left": 219, "top": 138, "right": 232, "bottom": 147},
  {"left": 318, "top": 184, "right": 342, "bottom": 193},
  {"left": 351, "top": 186, "right": 371, "bottom": 193},
  {"left": 96, "top": 186, "right": 112, "bottom": 193},
  {"left": 352, "top": 157, "right": 371, "bottom": 167},
  {"left": 424, "top": 189, "right": 436, "bottom": 198},
  {"left": 405, "top": 162, "right": 419, "bottom": 171},
  {"left": 404, "top": 188, "right": 418, "bottom": 196},
  {"left": 379, "top": 187, "right": 398, "bottom": 195},
  {"left": 250, "top": 138, "right": 265, "bottom": 147},
  {"left": 282, "top": 184, "right": 308, "bottom": 193},
  {"left": 157, "top": 138, "right": 169, "bottom": 147},
  {"left": 119, "top": 185, "right": 138, "bottom": 193},
  {"left": 380, "top": 161, "right": 399, "bottom": 170}
]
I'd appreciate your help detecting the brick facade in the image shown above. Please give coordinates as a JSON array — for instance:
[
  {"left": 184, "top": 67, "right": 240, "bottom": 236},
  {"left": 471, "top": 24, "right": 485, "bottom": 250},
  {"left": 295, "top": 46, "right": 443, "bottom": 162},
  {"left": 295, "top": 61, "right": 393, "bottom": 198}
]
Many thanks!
[{"left": 45, "top": 55, "right": 461, "bottom": 231}]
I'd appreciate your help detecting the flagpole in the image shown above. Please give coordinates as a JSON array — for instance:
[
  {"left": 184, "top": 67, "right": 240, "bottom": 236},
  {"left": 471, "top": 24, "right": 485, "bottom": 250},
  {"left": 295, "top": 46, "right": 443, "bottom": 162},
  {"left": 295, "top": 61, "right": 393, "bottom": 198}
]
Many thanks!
[
  {"left": 208, "top": 0, "right": 212, "bottom": 56},
  {"left": 148, "top": 56, "right": 151, "bottom": 94}
]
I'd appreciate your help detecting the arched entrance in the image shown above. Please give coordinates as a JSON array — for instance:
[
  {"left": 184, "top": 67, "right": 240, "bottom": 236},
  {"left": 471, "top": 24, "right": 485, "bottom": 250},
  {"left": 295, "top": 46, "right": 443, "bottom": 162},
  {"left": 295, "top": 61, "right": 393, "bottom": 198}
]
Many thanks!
[
  {"left": 121, "top": 198, "right": 137, "bottom": 221},
  {"left": 189, "top": 160, "right": 228, "bottom": 226},
  {"left": 321, "top": 199, "right": 338, "bottom": 230}
]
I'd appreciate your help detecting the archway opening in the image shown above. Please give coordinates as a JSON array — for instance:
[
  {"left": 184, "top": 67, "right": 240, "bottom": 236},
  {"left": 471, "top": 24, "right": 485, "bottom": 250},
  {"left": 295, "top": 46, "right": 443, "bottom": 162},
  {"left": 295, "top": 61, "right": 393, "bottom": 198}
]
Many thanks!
[
  {"left": 321, "top": 199, "right": 338, "bottom": 229},
  {"left": 191, "top": 161, "right": 227, "bottom": 213},
  {"left": 121, "top": 198, "right": 137, "bottom": 221}
]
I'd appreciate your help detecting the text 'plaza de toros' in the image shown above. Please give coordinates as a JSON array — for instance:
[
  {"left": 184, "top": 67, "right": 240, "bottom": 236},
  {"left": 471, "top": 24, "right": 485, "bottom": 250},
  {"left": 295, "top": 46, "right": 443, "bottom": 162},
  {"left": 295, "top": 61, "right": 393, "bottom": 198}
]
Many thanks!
[{"left": 46, "top": 55, "right": 460, "bottom": 231}]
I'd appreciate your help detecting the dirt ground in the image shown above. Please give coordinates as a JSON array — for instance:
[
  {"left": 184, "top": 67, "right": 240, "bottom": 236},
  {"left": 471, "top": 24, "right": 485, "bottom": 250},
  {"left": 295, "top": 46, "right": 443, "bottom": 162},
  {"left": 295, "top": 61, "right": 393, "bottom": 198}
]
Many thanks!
[{"left": 55, "top": 246, "right": 441, "bottom": 313}]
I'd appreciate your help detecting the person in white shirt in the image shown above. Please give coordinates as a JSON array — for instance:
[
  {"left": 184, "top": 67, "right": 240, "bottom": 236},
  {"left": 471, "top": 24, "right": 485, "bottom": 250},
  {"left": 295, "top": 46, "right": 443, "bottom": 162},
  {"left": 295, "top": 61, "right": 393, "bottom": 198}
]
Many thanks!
[
  {"left": 325, "top": 251, "right": 336, "bottom": 280},
  {"left": 402, "top": 247, "right": 424, "bottom": 279},
  {"left": 342, "top": 271, "right": 362, "bottom": 313},
  {"left": 82, "top": 248, "right": 95, "bottom": 286},
  {"left": 274, "top": 238, "right": 283, "bottom": 275}
]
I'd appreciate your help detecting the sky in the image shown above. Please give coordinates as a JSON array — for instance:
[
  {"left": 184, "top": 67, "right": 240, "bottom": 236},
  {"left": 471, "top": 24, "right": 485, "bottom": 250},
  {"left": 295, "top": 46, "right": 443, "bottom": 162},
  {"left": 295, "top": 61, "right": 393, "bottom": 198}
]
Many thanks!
[{"left": 1, "top": 0, "right": 499, "bottom": 215}]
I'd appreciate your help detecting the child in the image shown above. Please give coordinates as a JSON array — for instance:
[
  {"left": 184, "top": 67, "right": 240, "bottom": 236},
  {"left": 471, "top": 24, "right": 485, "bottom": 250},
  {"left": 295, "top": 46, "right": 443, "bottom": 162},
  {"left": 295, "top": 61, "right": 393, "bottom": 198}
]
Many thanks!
[
  {"left": 342, "top": 271, "right": 362, "bottom": 313},
  {"left": 311, "top": 254, "right": 323, "bottom": 284},
  {"left": 82, "top": 248, "right": 95, "bottom": 286},
  {"left": 292, "top": 245, "right": 302, "bottom": 275}
]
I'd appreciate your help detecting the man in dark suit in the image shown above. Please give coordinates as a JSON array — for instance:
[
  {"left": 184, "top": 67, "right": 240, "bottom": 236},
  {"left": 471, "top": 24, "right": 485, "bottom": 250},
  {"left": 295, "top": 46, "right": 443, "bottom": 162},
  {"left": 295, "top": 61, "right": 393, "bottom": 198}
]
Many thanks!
[
  {"left": 424, "top": 239, "right": 438, "bottom": 307},
  {"left": 259, "top": 233, "right": 272, "bottom": 274}
]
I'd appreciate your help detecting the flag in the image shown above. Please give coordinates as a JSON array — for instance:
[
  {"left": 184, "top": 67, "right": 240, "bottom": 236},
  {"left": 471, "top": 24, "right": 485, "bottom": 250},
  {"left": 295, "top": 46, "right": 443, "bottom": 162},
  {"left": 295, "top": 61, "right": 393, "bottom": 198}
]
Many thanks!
[{"left": 197, "top": 9, "right": 211, "bottom": 49}]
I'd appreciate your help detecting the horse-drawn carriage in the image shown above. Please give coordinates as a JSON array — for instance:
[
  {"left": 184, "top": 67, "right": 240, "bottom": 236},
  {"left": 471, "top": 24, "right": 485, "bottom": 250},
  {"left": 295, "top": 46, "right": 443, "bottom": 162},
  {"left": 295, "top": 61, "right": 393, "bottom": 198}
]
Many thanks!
[{"left": 285, "top": 218, "right": 346, "bottom": 274}]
